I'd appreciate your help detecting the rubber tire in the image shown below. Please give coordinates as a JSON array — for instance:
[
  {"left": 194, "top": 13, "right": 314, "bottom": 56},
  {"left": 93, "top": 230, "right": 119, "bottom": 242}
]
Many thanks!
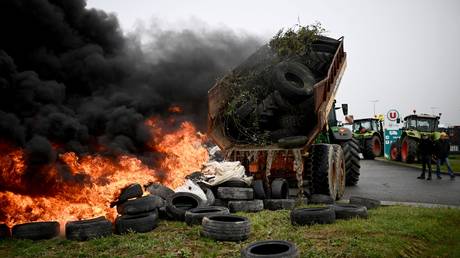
[
  {"left": 277, "top": 115, "right": 304, "bottom": 129},
  {"left": 0, "top": 224, "right": 11, "bottom": 239},
  {"left": 253, "top": 180, "right": 266, "bottom": 199},
  {"left": 331, "top": 204, "right": 368, "bottom": 220},
  {"left": 117, "top": 195, "right": 164, "bottom": 215},
  {"left": 145, "top": 183, "right": 175, "bottom": 200},
  {"left": 340, "top": 138, "right": 361, "bottom": 186},
  {"left": 219, "top": 180, "right": 251, "bottom": 188},
  {"left": 12, "top": 222, "right": 60, "bottom": 240},
  {"left": 241, "top": 240, "right": 300, "bottom": 258},
  {"left": 205, "top": 188, "right": 216, "bottom": 206},
  {"left": 117, "top": 183, "right": 143, "bottom": 203},
  {"left": 115, "top": 210, "right": 159, "bottom": 234},
  {"left": 309, "top": 194, "right": 334, "bottom": 204},
  {"left": 213, "top": 199, "right": 229, "bottom": 207},
  {"left": 390, "top": 142, "right": 401, "bottom": 161},
  {"left": 65, "top": 216, "right": 113, "bottom": 241},
  {"left": 264, "top": 199, "right": 296, "bottom": 210},
  {"left": 201, "top": 215, "right": 250, "bottom": 242},
  {"left": 309, "top": 144, "right": 337, "bottom": 199},
  {"left": 332, "top": 145, "right": 346, "bottom": 200},
  {"left": 271, "top": 178, "right": 289, "bottom": 199},
  {"left": 349, "top": 196, "right": 381, "bottom": 209},
  {"left": 269, "top": 128, "right": 301, "bottom": 141},
  {"left": 363, "top": 136, "right": 381, "bottom": 159},
  {"left": 277, "top": 136, "right": 308, "bottom": 148},
  {"left": 401, "top": 136, "right": 417, "bottom": 163},
  {"left": 166, "top": 192, "right": 205, "bottom": 221},
  {"left": 290, "top": 207, "right": 336, "bottom": 226},
  {"left": 217, "top": 187, "right": 254, "bottom": 200},
  {"left": 184, "top": 206, "right": 230, "bottom": 226},
  {"left": 228, "top": 200, "right": 264, "bottom": 213},
  {"left": 271, "top": 61, "right": 316, "bottom": 100}
]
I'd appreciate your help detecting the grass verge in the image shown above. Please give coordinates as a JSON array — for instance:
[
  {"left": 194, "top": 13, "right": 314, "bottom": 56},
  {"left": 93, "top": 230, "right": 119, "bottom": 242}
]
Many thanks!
[{"left": 1, "top": 205, "right": 460, "bottom": 257}]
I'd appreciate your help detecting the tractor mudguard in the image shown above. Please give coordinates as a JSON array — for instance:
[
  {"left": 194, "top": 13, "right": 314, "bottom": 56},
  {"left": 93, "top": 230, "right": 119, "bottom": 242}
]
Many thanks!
[{"left": 330, "top": 127, "right": 353, "bottom": 141}]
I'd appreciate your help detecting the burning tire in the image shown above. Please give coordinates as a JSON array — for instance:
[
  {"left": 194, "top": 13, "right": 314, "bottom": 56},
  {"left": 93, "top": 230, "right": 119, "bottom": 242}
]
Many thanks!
[
  {"left": 390, "top": 142, "right": 401, "bottom": 161},
  {"left": 117, "top": 195, "right": 164, "bottom": 215},
  {"left": 0, "top": 224, "right": 11, "bottom": 239},
  {"left": 340, "top": 138, "right": 361, "bottom": 186},
  {"left": 349, "top": 196, "right": 381, "bottom": 209},
  {"left": 166, "top": 192, "right": 205, "bottom": 221},
  {"left": 270, "top": 178, "right": 289, "bottom": 199},
  {"left": 145, "top": 183, "right": 175, "bottom": 200},
  {"left": 115, "top": 210, "right": 159, "bottom": 234},
  {"left": 263, "top": 199, "right": 296, "bottom": 210},
  {"left": 228, "top": 200, "right": 264, "bottom": 213},
  {"left": 185, "top": 206, "right": 230, "bottom": 226},
  {"left": 66, "top": 216, "right": 112, "bottom": 241},
  {"left": 309, "top": 194, "right": 334, "bottom": 204},
  {"left": 201, "top": 215, "right": 251, "bottom": 242},
  {"left": 363, "top": 135, "right": 382, "bottom": 159},
  {"left": 330, "top": 204, "right": 368, "bottom": 220},
  {"left": 115, "top": 183, "right": 143, "bottom": 205},
  {"left": 12, "top": 221, "right": 60, "bottom": 240},
  {"left": 241, "top": 240, "right": 299, "bottom": 258},
  {"left": 401, "top": 136, "right": 417, "bottom": 163},
  {"left": 290, "top": 207, "right": 336, "bottom": 226},
  {"left": 309, "top": 144, "right": 338, "bottom": 199},
  {"left": 332, "top": 145, "right": 346, "bottom": 200},
  {"left": 217, "top": 187, "right": 254, "bottom": 200},
  {"left": 270, "top": 61, "right": 316, "bottom": 101}
]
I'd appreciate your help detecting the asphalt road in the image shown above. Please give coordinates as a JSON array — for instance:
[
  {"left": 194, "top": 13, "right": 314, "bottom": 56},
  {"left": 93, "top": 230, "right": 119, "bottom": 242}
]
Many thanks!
[{"left": 343, "top": 160, "right": 460, "bottom": 206}]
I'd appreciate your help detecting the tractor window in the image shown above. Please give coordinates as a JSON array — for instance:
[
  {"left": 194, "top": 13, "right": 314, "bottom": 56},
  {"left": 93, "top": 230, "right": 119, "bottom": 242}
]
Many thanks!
[
  {"left": 372, "top": 120, "right": 379, "bottom": 131},
  {"left": 408, "top": 119, "right": 417, "bottom": 129},
  {"left": 353, "top": 121, "right": 372, "bottom": 132},
  {"left": 416, "top": 118, "right": 437, "bottom": 132}
]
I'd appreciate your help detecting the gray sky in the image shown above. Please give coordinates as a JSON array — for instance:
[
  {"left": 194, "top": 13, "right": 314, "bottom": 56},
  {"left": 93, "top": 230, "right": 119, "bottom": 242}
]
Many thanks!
[{"left": 87, "top": 0, "right": 460, "bottom": 125}]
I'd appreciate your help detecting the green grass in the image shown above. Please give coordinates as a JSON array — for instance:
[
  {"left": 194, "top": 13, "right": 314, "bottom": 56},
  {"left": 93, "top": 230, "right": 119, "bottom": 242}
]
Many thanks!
[
  {"left": 1, "top": 205, "right": 460, "bottom": 257},
  {"left": 381, "top": 155, "right": 460, "bottom": 175}
]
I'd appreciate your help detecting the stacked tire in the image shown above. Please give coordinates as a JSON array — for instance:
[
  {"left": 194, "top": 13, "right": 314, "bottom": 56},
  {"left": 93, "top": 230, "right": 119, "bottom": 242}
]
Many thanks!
[
  {"left": 217, "top": 186, "right": 264, "bottom": 213},
  {"left": 115, "top": 184, "right": 162, "bottom": 234},
  {"left": 264, "top": 178, "right": 296, "bottom": 211}
]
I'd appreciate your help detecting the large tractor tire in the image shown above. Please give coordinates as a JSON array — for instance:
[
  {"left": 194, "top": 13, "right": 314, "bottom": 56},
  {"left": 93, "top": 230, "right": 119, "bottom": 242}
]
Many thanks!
[
  {"left": 401, "top": 136, "right": 417, "bottom": 163},
  {"left": 390, "top": 142, "right": 401, "bottom": 161},
  {"left": 363, "top": 135, "right": 382, "bottom": 159},
  {"left": 340, "top": 138, "right": 361, "bottom": 186},
  {"left": 309, "top": 144, "right": 338, "bottom": 199},
  {"left": 332, "top": 145, "right": 346, "bottom": 200}
]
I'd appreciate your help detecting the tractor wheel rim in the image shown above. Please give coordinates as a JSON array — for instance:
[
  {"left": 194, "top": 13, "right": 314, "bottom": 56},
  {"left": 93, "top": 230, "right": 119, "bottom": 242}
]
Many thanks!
[
  {"left": 391, "top": 147, "right": 397, "bottom": 160},
  {"left": 373, "top": 138, "right": 381, "bottom": 156},
  {"left": 401, "top": 140, "right": 408, "bottom": 161}
]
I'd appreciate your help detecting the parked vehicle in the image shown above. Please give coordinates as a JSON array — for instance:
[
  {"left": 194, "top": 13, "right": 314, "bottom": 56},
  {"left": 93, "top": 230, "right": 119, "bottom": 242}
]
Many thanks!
[{"left": 352, "top": 118, "right": 384, "bottom": 159}]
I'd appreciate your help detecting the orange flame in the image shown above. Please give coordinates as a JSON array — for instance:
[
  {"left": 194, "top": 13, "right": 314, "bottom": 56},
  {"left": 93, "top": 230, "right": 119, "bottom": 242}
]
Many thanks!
[{"left": 0, "top": 117, "right": 208, "bottom": 228}]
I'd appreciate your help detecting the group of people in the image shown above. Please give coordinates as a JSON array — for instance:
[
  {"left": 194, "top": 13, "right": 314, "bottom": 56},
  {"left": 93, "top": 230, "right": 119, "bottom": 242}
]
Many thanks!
[{"left": 418, "top": 132, "right": 456, "bottom": 180}]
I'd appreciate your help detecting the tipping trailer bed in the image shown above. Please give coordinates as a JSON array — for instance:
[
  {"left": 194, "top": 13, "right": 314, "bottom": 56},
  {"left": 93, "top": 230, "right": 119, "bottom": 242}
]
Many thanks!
[{"left": 207, "top": 38, "right": 347, "bottom": 193}]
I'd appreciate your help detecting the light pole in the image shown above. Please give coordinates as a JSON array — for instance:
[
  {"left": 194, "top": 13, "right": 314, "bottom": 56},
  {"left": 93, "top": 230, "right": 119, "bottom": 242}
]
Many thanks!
[{"left": 370, "top": 100, "right": 379, "bottom": 116}]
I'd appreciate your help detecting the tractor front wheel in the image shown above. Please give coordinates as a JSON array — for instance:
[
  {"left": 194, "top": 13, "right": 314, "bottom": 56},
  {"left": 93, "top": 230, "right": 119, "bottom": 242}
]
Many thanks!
[
  {"left": 390, "top": 142, "right": 401, "bottom": 161},
  {"left": 363, "top": 135, "right": 382, "bottom": 159},
  {"left": 401, "top": 137, "right": 417, "bottom": 163}
]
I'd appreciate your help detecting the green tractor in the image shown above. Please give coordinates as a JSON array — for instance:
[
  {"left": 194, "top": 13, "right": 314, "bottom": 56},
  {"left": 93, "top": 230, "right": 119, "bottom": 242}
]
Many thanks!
[
  {"left": 390, "top": 113, "right": 441, "bottom": 163},
  {"left": 352, "top": 118, "right": 384, "bottom": 159}
]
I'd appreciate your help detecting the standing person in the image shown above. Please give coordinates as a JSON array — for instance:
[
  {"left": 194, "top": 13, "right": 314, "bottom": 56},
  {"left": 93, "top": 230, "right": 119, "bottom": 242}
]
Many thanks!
[
  {"left": 434, "top": 132, "right": 456, "bottom": 180},
  {"left": 417, "top": 134, "right": 434, "bottom": 180}
]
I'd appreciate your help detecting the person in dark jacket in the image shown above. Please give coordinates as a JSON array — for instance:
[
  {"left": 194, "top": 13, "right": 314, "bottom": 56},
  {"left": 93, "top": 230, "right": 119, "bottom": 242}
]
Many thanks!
[
  {"left": 434, "top": 132, "right": 455, "bottom": 180},
  {"left": 417, "top": 134, "right": 434, "bottom": 180}
]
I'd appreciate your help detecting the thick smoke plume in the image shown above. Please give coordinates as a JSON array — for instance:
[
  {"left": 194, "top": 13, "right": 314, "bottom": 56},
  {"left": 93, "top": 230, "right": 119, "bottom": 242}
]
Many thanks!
[{"left": 0, "top": 0, "right": 261, "bottom": 192}]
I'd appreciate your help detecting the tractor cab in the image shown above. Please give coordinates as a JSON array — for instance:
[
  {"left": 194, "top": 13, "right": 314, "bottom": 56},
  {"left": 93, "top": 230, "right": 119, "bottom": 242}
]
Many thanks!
[
  {"left": 353, "top": 118, "right": 382, "bottom": 135},
  {"left": 403, "top": 114, "right": 440, "bottom": 133},
  {"left": 352, "top": 118, "right": 384, "bottom": 159}
]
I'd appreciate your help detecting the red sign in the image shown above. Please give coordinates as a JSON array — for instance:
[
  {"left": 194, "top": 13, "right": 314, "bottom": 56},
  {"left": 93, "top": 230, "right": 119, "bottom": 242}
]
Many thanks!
[{"left": 387, "top": 109, "right": 399, "bottom": 121}]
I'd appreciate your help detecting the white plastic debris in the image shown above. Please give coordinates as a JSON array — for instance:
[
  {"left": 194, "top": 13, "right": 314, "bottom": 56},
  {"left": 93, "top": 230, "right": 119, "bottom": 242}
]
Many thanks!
[
  {"left": 201, "top": 161, "right": 252, "bottom": 186},
  {"left": 175, "top": 179, "right": 207, "bottom": 202}
]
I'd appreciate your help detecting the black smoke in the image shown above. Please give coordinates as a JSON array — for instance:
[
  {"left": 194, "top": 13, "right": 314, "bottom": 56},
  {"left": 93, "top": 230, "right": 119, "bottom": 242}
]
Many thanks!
[{"left": 0, "top": 0, "right": 261, "bottom": 192}]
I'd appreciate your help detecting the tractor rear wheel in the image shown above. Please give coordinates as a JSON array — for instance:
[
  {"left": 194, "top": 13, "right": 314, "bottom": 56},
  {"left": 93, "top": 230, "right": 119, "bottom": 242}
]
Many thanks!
[
  {"left": 390, "top": 142, "right": 401, "bottom": 161},
  {"left": 309, "top": 144, "right": 338, "bottom": 199},
  {"left": 401, "top": 136, "right": 417, "bottom": 163},
  {"left": 363, "top": 135, "right": 381, "bottom": 159},
  {"left": 340, "top": 138, "right": 361, "bottom": 186}
]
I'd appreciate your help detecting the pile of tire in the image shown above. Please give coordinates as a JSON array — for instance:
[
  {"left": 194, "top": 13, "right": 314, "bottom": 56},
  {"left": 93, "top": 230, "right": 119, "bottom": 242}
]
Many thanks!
[
  {"left": 215, "top": 182, "right": 264, "bottom": 213},
  {"left": 114, "top": 183, "right": 162, "bottom": 234},
  {"left": 254, "top": 178, "right": 297, "bottom": 211}
]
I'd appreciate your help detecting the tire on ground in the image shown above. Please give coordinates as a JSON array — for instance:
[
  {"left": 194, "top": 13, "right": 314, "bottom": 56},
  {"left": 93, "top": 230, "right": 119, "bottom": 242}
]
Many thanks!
[
  {"left": 241, "top": 240, "right": 300, "bottom": 258},
  {"left": 290, "top": 207, "right": 336, "bottom": 226},
  {"left": 117, "top": 195, "right": 164, "bottom": 215},
  {"left": 271, "top": 178, "right": 289, "bottom": 199},
  {"left": 12, "top": 221, "right": 60, "bottom": 240},
  {"left": 309, "top": 194, "right": 334, "bottom": 204},
  {"left": 264, "top": 199, "right": 296, "bottom": 210},
  {"left": 217, "top": 187, "right": 254, "bottom": 200},
  {"left": 201, "top": 215, "right": 251, "bottom": 242},
  {"left": 331, "top": 204, "right": 368, "bottom": 220},
  {"left": 309, "top": 144, "right": 337, "bottom": 199},
  {"left": 228, "top": 200, "right": 264, "bottom": 213},
  {"left": 340, "top": 138, "right": 361, "bottom": 186},
  {"left": 166, "top": 192, "right": 206, "bottom": 221},
  {"left": 115, "top": 210, "right": 159, "bottom": 234},
  {"left": 349, "top": 196, "right": 381, "bottom": 209},
  {"left": 0, "top": 224, "right": 11, "bottom": 239},
  {"left": 65, "top": 216, "right": 113, "bottom": 241},
  {"left": 184, "top": 206, "right": 230, "bottom": 226}
]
